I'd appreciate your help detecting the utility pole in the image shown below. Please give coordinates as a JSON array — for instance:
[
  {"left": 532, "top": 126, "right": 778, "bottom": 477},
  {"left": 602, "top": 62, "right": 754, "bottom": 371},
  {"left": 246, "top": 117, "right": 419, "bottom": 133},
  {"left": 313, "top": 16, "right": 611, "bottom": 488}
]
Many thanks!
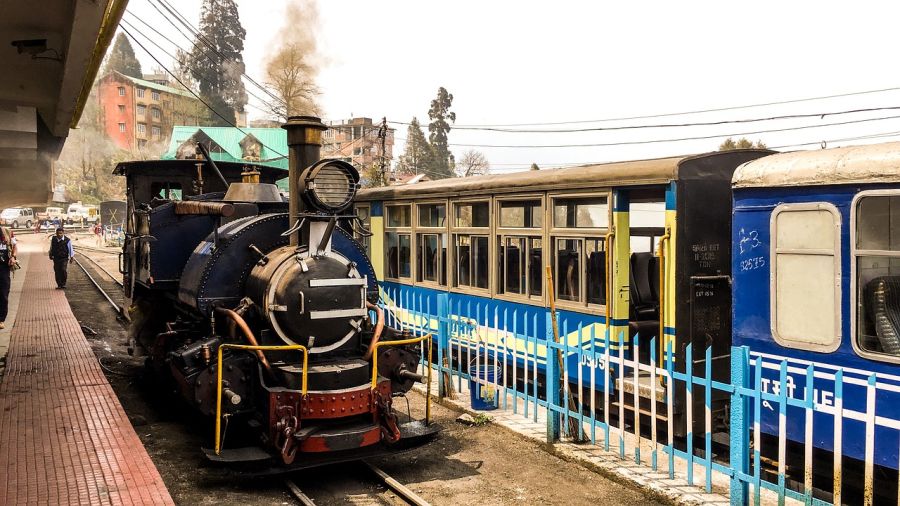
[{"left": 378, "top": 117, "right": 388, "bottom": 186}]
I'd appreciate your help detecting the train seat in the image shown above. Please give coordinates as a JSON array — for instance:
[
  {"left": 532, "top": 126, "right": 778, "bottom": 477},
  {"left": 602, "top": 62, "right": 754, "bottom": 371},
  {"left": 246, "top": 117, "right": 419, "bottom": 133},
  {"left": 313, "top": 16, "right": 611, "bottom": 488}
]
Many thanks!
[
  {"left": 628, "top": 252, "right": 660, "bottom": 342},
  {"left": 630, "top": 252, "right": 659, "bottom": 320},
  {"left": 587, "top": 250, "right": 606, "bottom": 304},
  {"left": 866, "top": 276, "right": 900, "bottom": 355}
]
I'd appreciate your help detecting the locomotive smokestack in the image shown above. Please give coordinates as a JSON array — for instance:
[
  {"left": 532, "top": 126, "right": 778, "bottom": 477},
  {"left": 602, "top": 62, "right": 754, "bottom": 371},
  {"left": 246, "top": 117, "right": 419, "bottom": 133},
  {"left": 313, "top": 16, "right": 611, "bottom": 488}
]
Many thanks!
[{"left": 283, "top": 116, "right": 328, "bottom": 246}]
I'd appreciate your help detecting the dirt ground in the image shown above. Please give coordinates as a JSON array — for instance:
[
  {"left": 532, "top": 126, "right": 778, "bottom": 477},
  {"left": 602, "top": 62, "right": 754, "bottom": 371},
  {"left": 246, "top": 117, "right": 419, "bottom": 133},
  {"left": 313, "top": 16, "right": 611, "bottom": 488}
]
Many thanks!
[{"left": 63, "top": 239, "right": 664, "bottom": 506}]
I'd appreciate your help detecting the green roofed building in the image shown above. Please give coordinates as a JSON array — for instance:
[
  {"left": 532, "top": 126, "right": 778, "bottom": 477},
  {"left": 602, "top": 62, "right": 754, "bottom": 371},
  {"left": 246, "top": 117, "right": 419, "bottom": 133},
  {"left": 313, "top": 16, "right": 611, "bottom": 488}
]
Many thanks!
[{"left": 162, "top": 126, "right": 289, "bottom": 190}]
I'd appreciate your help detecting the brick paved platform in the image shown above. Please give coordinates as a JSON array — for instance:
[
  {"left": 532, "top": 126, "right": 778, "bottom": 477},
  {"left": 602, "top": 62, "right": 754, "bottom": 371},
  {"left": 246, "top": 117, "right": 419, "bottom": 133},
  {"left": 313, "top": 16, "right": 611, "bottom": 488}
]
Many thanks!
[{"left": 0, "top": 239, "right": 173, "bottom": 505}]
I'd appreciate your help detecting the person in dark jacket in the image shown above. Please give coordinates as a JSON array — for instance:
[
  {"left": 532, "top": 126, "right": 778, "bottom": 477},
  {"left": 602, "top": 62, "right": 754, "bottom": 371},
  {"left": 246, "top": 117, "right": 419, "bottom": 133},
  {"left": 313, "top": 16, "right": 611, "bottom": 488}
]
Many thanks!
[
  {"left": 49, "top": 228, "right": 74, "bottom": 289},
  {"left": 0, "top": 226, "right": 17, "bottom": 329}
]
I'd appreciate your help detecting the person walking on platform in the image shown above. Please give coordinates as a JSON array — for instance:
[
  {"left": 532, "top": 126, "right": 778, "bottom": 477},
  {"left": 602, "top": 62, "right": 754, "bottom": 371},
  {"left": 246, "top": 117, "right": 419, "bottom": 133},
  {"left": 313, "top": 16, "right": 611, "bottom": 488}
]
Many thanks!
[
  {"left": 49, "top": 227, "right": 74, "bottom": 289},
  {"left": 0, "top": 226, "right": 17, "bottom": 329}
]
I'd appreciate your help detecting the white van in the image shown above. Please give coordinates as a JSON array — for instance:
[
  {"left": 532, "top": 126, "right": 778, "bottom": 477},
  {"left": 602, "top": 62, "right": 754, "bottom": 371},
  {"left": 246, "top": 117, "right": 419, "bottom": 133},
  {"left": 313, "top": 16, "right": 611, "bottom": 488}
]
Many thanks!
[{"left": 0, "top": 207, "right": 34, "bottom": 229}]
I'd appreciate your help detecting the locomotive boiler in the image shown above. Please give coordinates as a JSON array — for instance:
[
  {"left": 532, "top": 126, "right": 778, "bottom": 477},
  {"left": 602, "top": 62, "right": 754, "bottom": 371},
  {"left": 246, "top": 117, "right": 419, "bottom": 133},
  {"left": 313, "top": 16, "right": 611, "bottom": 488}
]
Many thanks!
[{"left": 118, "top": 116, "right": 437, "bottom": 467}]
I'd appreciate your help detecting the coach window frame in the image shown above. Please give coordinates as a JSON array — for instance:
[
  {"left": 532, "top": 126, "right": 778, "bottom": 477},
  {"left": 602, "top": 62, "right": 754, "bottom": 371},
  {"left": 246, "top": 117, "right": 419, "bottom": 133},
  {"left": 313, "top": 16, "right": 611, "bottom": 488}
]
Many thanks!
[
  {"left": 851, "top": 190, "right": 900, "bottom": 364},
  {"left": 451, "top": 198, "right": 491, "bottom": 295},
  {"left": 769, "top": 201, "right": 842, "bottom": 353},
  {"left": 494, "top": 194, "right": 546, "bottom": 306},
  {"left": 414, "top": 200, "right": 449, "bottom": 288},
  {"left": 384, "top": 203, "right": 412, "bottom": 282},
  {"left": 548, "top": 191, "right": 611, "bottom": 312}
]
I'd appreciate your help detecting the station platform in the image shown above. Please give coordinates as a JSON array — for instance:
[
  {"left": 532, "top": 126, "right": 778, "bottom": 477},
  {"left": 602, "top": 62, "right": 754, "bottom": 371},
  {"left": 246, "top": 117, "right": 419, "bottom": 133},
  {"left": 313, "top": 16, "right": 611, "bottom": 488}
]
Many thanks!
[{"left": 0, "top": 237, "right": 173, "bottom": 505}]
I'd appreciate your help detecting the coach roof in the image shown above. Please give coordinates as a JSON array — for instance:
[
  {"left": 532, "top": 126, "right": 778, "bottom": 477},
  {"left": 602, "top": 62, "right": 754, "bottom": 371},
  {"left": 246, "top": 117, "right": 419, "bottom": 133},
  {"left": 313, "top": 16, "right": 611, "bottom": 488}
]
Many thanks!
[
  {"left": 733, "top": 141, "right": 900, "bottom": 188},
  {"left": 357, "top": 155, "right": 686, "bottom": 201}
]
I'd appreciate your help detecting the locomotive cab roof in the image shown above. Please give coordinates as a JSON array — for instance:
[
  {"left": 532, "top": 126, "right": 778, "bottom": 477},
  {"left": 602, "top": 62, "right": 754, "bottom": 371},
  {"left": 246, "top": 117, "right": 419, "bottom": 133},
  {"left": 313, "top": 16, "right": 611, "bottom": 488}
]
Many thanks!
[{"left": 113, "top": 158, "right": 287, "bottom": 184}]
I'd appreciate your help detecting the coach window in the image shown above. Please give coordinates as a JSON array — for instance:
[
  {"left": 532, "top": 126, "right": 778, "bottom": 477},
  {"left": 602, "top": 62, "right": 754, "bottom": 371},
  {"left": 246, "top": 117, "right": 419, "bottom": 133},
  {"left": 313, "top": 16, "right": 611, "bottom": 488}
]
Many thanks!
[
  {"left": 770, "top": 203, "right": 841, "bottom": 352},
  {"left": 497, "top": 197, "right": 544, "bottom": 300},
  {"left": 453, "top": 201, "right": 490, "bottom": 290},
  {"left": 385, "top": 204, "right": 411, "bottom": 280},
  {"left": 853, "top": 193, "right": 900, "bottom": 361},
  {"left": 416, "top": 202, "right": 447, "bottom": 286},
  {"left": 550, "top": 194, "right": 609, "bottom": 307}
]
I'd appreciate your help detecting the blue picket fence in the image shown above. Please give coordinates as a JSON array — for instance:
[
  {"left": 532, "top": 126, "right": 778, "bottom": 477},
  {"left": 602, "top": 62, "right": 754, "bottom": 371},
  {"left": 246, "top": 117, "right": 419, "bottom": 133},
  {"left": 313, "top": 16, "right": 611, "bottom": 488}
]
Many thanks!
[{"left": 380, "top": 289, "right": 900, "bottom": 506}]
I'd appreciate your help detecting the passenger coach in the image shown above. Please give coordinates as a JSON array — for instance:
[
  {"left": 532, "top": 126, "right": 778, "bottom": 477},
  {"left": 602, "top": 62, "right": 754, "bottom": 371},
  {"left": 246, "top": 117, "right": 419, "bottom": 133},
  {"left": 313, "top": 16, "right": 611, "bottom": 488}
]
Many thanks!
[
  {"left": 732, "top": 142, "right": 900, "bottom": 469},
  {"left": 357, "top": 149, "right": 771, "bottom": 434}
]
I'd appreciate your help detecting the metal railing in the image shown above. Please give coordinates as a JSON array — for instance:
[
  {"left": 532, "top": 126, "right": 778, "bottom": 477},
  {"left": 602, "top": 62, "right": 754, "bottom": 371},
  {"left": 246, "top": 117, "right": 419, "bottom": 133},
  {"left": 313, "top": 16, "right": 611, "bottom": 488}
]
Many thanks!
[{"left": 380, "top": 286, "right": 900, "bottom": 506}]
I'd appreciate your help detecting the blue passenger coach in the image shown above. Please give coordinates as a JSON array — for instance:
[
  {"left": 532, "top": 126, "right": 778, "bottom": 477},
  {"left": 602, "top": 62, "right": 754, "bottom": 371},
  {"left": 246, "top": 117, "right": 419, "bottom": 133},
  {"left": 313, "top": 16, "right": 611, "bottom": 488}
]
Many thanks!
[{"left": 732, "top": 142, "right": 900, "bottom": 469}]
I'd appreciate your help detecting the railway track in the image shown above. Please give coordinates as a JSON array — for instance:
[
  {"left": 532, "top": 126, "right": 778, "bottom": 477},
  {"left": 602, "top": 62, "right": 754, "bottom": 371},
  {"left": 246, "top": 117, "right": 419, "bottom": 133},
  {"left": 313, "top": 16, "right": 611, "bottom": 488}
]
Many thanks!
[
  {"left": 284, "top": 461, "right": 431, "bottom": 506},
  {"left": 72, "top": 247, "right": 124, "bottom": 316}
]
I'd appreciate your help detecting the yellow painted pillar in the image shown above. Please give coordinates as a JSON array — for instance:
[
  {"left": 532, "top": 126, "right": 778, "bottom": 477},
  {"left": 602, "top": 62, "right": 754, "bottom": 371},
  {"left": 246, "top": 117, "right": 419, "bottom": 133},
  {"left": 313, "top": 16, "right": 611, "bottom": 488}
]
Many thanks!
[
  {"left": 663, "top": 183, "right": 677, "bottom": 360},
  {"left": 369, "top": 201, "right": 385, "bottom": 280},
  {"left": 611, "top": 190, "right": 630, "bottom": 349}
]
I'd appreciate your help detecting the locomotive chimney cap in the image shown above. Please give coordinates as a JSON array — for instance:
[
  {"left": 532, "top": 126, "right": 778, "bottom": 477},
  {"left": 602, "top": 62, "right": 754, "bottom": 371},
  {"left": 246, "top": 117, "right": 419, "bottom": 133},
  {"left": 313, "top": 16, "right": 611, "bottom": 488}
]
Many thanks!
[{"left": 282, "top": 116, "right": 327, "bottom": 145}]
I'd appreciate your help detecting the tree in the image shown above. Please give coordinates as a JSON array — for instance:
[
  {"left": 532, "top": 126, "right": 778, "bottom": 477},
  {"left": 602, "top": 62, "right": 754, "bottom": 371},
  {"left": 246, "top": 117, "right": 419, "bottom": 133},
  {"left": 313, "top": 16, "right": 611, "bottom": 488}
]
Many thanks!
[
  {"left": 719, "top": 137, "right": 767, "bottom": 150},
  {"left": 360, "top": 163, "right": 387, "bottom": 188},
  {"left": 456, "top": 150, "right": 490, "bottom": 177},
  {"left": 264, "top": 43, "right": 319, "bottom": 120},
  {"left": 395, "top": 118, "right": 435, "bottom": 177},
  {"left": 103, "top": 33, "right": 142, "bottom": 78},
  {"left": 55, "top": 128, "right": 129, "bottom": 203},
  {"left": 187, "top": 0, "right": 248, "bottom": 126},
  {"left": 427, "top": 87, "right": 456, "bottom": 179}
]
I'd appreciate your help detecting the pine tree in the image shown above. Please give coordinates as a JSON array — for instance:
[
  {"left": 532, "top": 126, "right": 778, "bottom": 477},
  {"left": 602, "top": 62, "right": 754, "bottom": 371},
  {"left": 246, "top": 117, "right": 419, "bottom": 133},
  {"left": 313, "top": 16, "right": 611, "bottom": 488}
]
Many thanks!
[
  {"left": 427, "top": 87, "right": 457, "bottom": 179},
  {"left": 104, "top": 33, "right": 143, "bottom": 78},
  {"left": 187, "top": 0, "right": 249, "bottom": 126},
  {"left": 396, "top": 118, "right": 435, "bottom": 177}
]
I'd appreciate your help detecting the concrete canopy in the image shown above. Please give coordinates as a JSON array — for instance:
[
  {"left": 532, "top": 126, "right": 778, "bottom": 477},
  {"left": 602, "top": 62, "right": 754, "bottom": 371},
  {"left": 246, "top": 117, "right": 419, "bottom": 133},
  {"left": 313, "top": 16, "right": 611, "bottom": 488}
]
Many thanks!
[{"left": 0, "top": 0, "right": 126, "bottom": 207}]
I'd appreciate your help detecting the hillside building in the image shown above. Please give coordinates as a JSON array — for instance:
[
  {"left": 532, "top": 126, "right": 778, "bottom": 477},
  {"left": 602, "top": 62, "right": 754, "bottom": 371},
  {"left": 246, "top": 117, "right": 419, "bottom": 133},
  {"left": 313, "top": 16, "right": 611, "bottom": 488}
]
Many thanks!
[{"left": 96, "top": 71, "right": 209, "bottom": 152}]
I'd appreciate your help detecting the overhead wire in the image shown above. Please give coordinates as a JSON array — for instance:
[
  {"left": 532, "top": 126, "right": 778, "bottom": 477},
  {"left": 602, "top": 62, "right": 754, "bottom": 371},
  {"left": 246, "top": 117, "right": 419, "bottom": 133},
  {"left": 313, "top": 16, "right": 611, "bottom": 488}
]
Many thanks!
[
  {"left": 388, "top": 106, "right": 900, "bottom": 134},
  {"left": 120, "top": 24, "right": 288, "bottom": 159},
  {"left": 147, "top": 0, "right": 286, "bottom": 108},
  {"left": 122, "top": 13, "right": 285, "bottom": 115},
  {"left": 426, "top": 113, "right": 900, "bottom": 149},
  {"left": 397, "top": 85, "right": 900, "bottom": 128}
]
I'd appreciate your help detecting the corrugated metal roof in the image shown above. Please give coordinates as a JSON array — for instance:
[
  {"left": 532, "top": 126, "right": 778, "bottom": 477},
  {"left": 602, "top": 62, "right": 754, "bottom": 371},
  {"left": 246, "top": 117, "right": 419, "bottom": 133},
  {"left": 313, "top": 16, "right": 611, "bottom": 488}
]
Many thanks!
[
  {"left": 114, "top": 72, "right": 196, "bottom": 99},
  {"left": 162, "top": 126, "right": 288, "bottom": 165},
  {"left": 733, "top": 142, "right": 900, "bottom": 188},
  {"left": 160, "top": 126, "right": 289, "bottom": 190}
]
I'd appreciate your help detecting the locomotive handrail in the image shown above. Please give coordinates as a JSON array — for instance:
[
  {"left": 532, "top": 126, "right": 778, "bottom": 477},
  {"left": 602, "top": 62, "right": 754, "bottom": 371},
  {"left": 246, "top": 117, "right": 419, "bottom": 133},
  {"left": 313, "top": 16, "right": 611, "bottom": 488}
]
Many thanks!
[
  {"left": 370, "top": 334, "right": 431, "bottom": 390},
  {"left": 604, "top": 231, "right": 614, "bottom": 331},
  {"left": 656, "top": 227, "right": 671, "bottom": 378},
  {"left": 215, "top": 343, "right": 309, "bottom": 455}
]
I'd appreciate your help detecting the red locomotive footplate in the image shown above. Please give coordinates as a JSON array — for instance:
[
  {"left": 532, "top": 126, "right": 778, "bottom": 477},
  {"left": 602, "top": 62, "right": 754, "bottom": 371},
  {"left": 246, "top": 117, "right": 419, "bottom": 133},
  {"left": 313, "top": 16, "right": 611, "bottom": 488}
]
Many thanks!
[{"left": 299, "top": 382, "right": 386, "bottom": 419}]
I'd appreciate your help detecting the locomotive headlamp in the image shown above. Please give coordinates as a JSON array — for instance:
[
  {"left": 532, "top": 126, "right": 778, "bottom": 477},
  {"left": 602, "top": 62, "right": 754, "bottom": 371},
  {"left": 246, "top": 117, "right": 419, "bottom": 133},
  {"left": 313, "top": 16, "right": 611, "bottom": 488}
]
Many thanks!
[{"left": 300, "top": 159, "right": 359, "bottom": 213}]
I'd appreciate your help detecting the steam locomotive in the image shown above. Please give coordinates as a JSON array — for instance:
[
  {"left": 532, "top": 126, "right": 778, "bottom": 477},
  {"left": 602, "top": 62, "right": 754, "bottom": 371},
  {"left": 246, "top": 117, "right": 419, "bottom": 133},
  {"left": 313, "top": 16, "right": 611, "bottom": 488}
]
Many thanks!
[{"left": 117, "top": 117, "right": 437, "bottom": 468}]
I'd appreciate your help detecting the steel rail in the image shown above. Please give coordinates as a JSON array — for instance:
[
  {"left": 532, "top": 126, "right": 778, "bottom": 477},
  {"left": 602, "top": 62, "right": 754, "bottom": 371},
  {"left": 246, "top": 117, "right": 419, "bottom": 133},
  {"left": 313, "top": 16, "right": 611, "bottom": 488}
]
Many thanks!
[
  {"left": 73, "top": 257, "right": 121, "bottom": 314},
  {"left": 364, "top": 461, "right": 432, "bottom": 506},
  {"left": 75, "top": 248, "right": 123, "bottom": 287},
  {"left": 283, "top": 479, "right": 316, "bottom": 506},
  {"left": 73, "top": 244, "right": 121, "bottom": 255}
]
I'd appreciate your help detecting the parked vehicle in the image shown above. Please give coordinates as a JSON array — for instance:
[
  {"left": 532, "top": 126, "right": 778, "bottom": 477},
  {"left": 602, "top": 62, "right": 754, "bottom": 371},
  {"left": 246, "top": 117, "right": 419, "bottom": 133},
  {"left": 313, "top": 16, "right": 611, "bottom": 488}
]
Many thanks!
[
  {"left": 66, "top": 203, "right": 99, "bottom": 225},
  {"left": 45, "top": 207, "right": 64, "bottom": 221},
  {"left": 0, "top": 207, "right": 34, "bottom": 229}
]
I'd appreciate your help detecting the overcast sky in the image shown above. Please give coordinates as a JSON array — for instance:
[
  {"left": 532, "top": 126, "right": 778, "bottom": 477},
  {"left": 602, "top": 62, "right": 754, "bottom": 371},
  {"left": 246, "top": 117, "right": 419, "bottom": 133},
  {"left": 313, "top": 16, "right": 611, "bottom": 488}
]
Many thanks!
[{"left": 123, "top": 0, "right": 900, "bottom": 172}]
